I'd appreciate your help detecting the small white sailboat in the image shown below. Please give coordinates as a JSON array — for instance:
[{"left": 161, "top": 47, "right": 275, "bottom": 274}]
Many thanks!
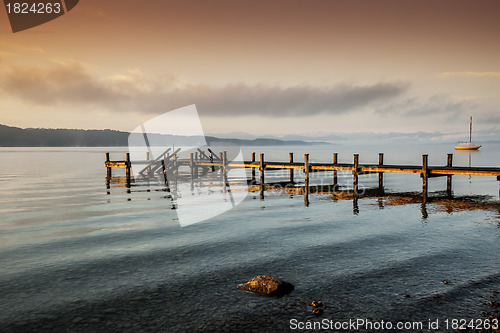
[{"left": 455, "top": 116, "right": 481, "bottom": 150}]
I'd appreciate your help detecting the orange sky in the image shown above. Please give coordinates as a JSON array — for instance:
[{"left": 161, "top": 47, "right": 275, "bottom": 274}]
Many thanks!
[{"left": 1, "top": 0, "right": 499, "bottom": 137}]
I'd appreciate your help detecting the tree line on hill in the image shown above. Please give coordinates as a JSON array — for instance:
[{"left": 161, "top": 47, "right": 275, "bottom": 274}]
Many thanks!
[{"left": 0, "top": 124, "right": 318, "bottom": 147}]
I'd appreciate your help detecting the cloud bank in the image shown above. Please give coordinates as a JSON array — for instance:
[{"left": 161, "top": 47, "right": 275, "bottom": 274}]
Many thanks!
[{"left": 0, "top": 62, "right": 409, "bottom": 117}]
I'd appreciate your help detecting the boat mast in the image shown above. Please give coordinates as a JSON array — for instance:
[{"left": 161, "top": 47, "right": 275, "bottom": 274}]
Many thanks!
[{"left": 469, "top": 116, "right": 472, "bottom": 143}]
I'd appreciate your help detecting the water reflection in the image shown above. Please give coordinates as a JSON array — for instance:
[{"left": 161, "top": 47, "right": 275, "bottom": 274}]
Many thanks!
[{"left": 106, "top": 174, "right": 500, "bottom": 221}]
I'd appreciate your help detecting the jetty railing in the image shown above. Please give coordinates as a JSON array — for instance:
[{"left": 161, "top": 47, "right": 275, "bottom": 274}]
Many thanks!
[{"left": 105, "top": 151, "right": 500, "bottom": 206}]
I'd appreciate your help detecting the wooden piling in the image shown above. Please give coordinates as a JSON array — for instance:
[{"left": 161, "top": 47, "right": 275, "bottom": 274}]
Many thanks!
[
  {"left": 220, "top": 153, "right": 224, "bottom": 176},
  {"left": 222, "top": 151, "right": 228, "bottom": 192},
  {"left": 289, "top": 153, "right": 294, "bottom": 183},
  {"left": 447, "top": 154, "right": 453, "bottom": 197},
  {"left": 333, "top": 153, "right": 338, "bottom": 186},
  {"left": 260, "top": 153, "right": 265, "bottom": 199},
  {"left": 422, "top": 155, "right": 429, "bottom": 203},
  {"left": 251, "top": 152, "right": 256, "bottom": 181},
  {"left": 304, "top": 154, "right": 310, "bottom": 206},
  {"left": 125, "top": 153, "right": 131, "bottom": 186},
  {"left": 105, "top": 152, "right": 111, "bottom": 192},
  {"left": 378, "top": 153, "right": 384, "bottom": 188},
  {"left": 210, "top": 152, "right": 215, "bottom": 172},
  {"left": 353, "top": 154, "right": 359, "bottom": 195},
  {"left": 106, "top": 153, "right": 112, "bottom": 178}
]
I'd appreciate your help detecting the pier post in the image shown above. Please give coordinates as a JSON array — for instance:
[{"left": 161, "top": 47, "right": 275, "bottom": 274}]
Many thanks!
[
  {"left": 222, "top": 151, "right": 228, "bottom": 192},
  {"left": 333, "top": 153, "right": 338, "bottom": 187},
  {"left": 125, "top": 153, "right": 131, "bottom": 187},
  {"left": 105, "top": 152, "right": 111, "bottom": 193},
  {"left": 447, "top": 154, "right": 453, "bottom": 198},
  {"left": 353, "top": 154, "right": 359, "bottom": 195},
  {"left": 304, "top": 154, "right": 310, "bottom": 206},
  {"left": 219, "top": 153, "right": 224, "bottom": 176},
  {"left": 251, "top": 152, "right": 256, "bottom": 182},
  {"left": 260, "top": 153, "right": 265, "bottom": 199},
  {"left": 289, "top": 153, "right": 294, "bottom": 183},
  {"left": 422, "top": 155, "right": 429, "bottom": 204},
  {"left": 378, "top": 153, "right": 384, "bottom": 189},
  {"left": 106, "top": 153, "right": 112, "bottom": 178}
]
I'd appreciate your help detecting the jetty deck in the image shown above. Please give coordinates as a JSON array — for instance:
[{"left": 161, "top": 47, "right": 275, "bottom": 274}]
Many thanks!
[{"left": 105, "top": 151, "right": 500, "bottom": 206}]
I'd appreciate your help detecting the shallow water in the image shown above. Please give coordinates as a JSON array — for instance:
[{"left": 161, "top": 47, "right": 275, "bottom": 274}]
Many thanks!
[{"left": 0, "top": 145, "right": 499, "bottom": 331}]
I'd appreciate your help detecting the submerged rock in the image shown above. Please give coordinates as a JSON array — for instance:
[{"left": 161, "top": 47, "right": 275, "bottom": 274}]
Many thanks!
[{"left": 237, "top": 275, "right": 294, "bottom": 297}]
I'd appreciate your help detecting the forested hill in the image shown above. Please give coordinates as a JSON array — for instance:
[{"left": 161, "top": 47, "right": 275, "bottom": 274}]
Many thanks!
[
  {"left": 0, "top": 124, "right": 128, "bottom": 146},
  {"left": 0, "top": 124, "right": 320, "bottom": 147}
]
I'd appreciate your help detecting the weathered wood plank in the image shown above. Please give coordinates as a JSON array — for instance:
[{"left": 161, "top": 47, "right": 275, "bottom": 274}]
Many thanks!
[
  {"left": 106, "top": 153, "right": 500, "bottom": 180},
  {"left": 105, "top": 161, "right": 128, "bottom": 168},
  {"left": 109, "top": 159, "right": 500, "bottom": 177},
  {"left": 429, "top": 167, "right": 500, "bottom": 176}
]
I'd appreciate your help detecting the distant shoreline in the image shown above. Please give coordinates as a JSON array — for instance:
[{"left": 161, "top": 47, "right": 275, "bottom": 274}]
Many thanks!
[{"left": 0, "top": 124, "right": 326, "bottom": 147}]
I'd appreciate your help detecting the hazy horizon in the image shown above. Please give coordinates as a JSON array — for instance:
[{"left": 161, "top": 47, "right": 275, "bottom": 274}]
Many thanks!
[{"left": 3, "top": 121, "right": 499, "bottom": 145}]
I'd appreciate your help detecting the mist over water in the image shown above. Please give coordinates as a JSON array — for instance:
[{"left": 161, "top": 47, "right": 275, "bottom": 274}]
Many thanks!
[{"left": 0, "top": 144, "right": 499, "bottom": 330}]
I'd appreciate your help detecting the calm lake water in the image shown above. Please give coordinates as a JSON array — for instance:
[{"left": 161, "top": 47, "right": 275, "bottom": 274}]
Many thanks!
[{"left": 0, "top": 144, "right": 499, "bottom": 331}]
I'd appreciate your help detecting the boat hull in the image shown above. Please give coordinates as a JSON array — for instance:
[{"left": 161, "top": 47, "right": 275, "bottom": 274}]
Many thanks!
[{"left": 455, "top": 143, "right": 481, "bottom": 150}]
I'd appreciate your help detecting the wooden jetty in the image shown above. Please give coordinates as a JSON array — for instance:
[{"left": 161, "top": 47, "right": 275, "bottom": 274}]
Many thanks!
[{"left": 105, "top": 151, "right": 500, "bottom": 206}]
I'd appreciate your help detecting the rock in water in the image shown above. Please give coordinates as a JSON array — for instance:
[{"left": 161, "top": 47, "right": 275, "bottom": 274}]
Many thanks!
[{"left": 237, "top": 275, "right": 294, "bottom": 296}]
